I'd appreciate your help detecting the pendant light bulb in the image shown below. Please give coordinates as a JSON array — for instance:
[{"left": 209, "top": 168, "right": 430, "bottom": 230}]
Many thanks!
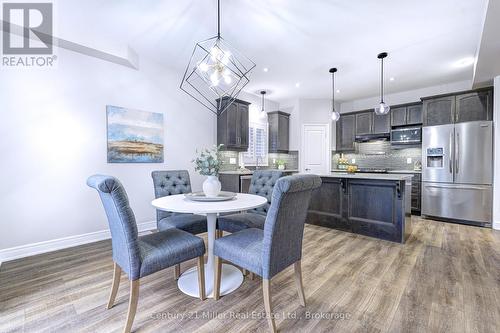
[
  {"left": 329, "top": 67, "right": 340, "bottom": 122},
  {"left": 375, "top": 102, "right": 390, "bottom": 115},
  {"left": 374, "top": 52, "right": 390, "bottom": 115},
  {"left": 259, "top": 90, "right": 267, "bottom": 119}
]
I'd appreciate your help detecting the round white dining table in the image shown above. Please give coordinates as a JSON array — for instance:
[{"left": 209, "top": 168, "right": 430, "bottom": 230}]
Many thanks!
[{"left": 151, "top": 193, "right": 267, "bottom": 298}]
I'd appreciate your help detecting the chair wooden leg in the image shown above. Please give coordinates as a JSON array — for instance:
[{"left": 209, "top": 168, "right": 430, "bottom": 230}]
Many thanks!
[
  {"left": 107, "top": 262, "right": 122, "bottom": 309},
  {"left": 123, "top": 279, "right": 139, "bottom": 333},
  {"left": 174, "top": 264, "right": 181, "bottom": 280},
  {"left": 294, "top": 260, "right": 306, "bottom": 307},
  {"left": 214, "top": 256, "right": 222, "bottom": 300},
  {"left": 263, "top": 279, "right": 277, "bottom": 333},
  {"left": 197, "top": 256, "right": 206, "bottom": 300}
]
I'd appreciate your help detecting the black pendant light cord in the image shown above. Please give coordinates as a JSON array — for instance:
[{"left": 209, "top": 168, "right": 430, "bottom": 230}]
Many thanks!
[
  {"left": 329, "top": 68, "right": 337, "bottom": 112},
  {"left": 332, "top": 72, "right": 335, "bottom": 111},
  {"left": 380, "top": 57, "right": 384, "bottom": 103},
  {"left": 261, "top": 91, "right": 265, "bottom": 112},
  {"left": 217, "top": 0, "right": 221, "bottom": 38}
]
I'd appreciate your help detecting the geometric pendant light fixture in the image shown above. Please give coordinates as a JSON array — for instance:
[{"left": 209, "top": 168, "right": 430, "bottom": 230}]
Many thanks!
[
  {"left": 180, "top": 0, "right": 256, "bottom": 115},
  {"left": 329, "top": 68, "right": 340, "bottom": 121},
  {"left": 374, "top": 52, "right": 390, "bottom": 115}
]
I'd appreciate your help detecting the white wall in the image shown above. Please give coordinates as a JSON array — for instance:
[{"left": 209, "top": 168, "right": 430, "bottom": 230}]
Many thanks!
[
  {"left": 239, "top": 91, "right": 280, "bottom": 126},
  {"left": 340, "top": 80, "right": 472, "bottom": 113},
  {"left": 493, "top": 76, "right": 500, "bottom": 230},
  {"left": 0, "top": 49, "right": 216, "bottom": 252}
]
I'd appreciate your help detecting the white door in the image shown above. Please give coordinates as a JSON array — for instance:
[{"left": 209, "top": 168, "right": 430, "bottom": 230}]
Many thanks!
[{"left": 302, "top": 124, "right": 330, "bottom": 174}]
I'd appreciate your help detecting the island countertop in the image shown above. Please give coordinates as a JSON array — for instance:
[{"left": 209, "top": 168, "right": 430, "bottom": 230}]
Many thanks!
[{"left": 315, "top": 172, "right": 413, "bottom": 181}]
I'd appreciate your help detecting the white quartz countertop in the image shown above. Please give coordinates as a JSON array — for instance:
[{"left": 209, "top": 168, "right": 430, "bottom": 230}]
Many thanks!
[
  {"left": 318, "top": 172, "right": 413, "bottom": 181},
  {"left": 219, "top": 169, "right": 299, "bottom": 175},
  {"left": 388, "top": 170, "right": 422, "bottom": 174}
]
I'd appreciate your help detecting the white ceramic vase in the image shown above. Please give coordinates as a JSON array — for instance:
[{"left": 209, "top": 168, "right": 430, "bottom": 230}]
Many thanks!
[{"left": 203, "top": 175, "right": 221, "bottom": 198}]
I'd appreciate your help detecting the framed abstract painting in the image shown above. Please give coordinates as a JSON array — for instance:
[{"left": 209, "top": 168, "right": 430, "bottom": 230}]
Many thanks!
[{"left": 106, "top": 105, "right": 164, "bottom": 163}]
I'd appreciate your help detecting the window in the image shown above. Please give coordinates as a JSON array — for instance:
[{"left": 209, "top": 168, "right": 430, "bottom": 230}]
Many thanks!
[{"left": 241, "top": 122, "right": 268, "bottom": 166}]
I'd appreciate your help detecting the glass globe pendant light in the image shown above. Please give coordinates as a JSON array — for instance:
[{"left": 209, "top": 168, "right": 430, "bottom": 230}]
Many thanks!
[
  {"left": 259, "top": 90, "right": 267, "bottom": 119},
  {"left": 329, "top": 68, "right": 340, "bottom": 121},
  {"left": 374, "top": 52, "right": 390, "bottom": 115}
]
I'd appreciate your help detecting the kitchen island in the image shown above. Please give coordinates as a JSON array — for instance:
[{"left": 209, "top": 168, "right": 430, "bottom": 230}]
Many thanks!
[{"left": 307, "top": 172, "right": 413, "bottom": 243}]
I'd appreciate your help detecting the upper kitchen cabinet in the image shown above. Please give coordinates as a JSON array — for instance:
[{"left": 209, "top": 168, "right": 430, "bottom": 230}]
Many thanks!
[
  {"left": 391, "top": 103, "right": 423, "bottom": 127},
  {"left": 336, "top": 114, "right": 356, "bottom": 152},
  {"left": 455, "top": 90, "right": 493, "bottom": 123},
  {"left": 217, "top": 97, "right": 250, "bottom": 151},
  {"left": 406, "top": 104, "right": 423, "bottom": 125},
  {"left": 372, "top": 113, "right": 391, "bottom": 134},
  {"left": 355, "top": 112, "right": 373, "bottom": 135},
  {"left": 422, "top": 88, "right": 492, "bottom": 126},
  {"left": 268, "top": 111, "right": 290, "bottom": 153},
  {"left": 422, "top": 96, "right": 455, "bottom": 126}
]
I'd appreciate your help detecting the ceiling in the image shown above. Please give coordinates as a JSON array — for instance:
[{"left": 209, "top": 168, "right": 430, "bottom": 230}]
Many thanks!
[{"left": 59, "top": 0, "right": 489, "bottom": 103}]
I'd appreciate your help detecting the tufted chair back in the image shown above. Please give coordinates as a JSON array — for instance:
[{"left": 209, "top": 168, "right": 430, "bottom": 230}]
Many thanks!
[
  {"left": 262, "top": 174, "right": 322, "bottom": 279},
  {"left": 151, "top": 170, "right": 193, "bottom": 221},
  {"left": 87, "top": 175, "right": 142, "bottom": 280},
  {"left": 249, "top": 170, "right": 284, "bottom": 215}
]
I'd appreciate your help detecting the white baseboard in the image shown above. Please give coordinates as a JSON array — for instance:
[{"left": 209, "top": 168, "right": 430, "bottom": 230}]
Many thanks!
[{"left": 0, "top": 221, "right": 157, "bottom": 264}]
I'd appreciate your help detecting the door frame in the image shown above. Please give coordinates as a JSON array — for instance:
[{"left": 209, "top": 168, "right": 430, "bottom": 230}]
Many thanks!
[{"left": 301, "top": 123, "right": 331, "bottom": 174}]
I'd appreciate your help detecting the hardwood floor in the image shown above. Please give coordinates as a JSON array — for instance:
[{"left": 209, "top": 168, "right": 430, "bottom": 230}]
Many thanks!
[{"left": 1, "top": 217, "right": 499, "bottom": 333}]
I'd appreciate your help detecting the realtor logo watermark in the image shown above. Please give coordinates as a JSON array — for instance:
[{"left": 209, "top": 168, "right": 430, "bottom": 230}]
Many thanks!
[{"left": 2, "top": 2, "right": 56, "bottom": 67}]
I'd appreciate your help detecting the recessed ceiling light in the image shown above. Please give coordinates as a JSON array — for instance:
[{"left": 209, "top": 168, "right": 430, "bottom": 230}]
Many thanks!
[
  {"left": 454, "top": 57, "right": 475, "bottom": 68},
  {"left": 263, "top": 67, "right": 269, "bottom": 72},
  {"left": 295, "top": 82, "right": 301, "bottom": 88},
  {"left": 336, "top": 89, "right": 340, "bottom": 93},
  {"left": 389, "top": 77, "right": 395, "bottom": 81}
]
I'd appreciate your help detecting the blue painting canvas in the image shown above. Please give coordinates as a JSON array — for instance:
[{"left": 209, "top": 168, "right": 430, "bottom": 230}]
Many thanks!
[{"left": 106, "top": 106, "right": 164, "bottom": 163}]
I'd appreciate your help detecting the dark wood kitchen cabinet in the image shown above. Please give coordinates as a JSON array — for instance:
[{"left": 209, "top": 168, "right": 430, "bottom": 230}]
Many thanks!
[
  {"left": 422, "top": 96, "right": 456, "bottom": 126},
  {"left": 336, "top": 114, "right": 356, "bottom": 152},
  {"left": 217, "top": 98, "right": 250, "bottom": 151},
  {"left": 411, "top": 173, "right": 421, "bottom": 214},
  {"left": 307, "top": 176, "right": 411, "bottom": 243},
  {"left": 373, "top": 113, "right": 391, "bottom": 134},
  {"left": 455, "top": 90, "right": 493, "bottom": 123},
  {"left": 355, "top": 112, "right": 373, "bottom": 135},
  {"left": 391, "top": 103, "right": 423, "bottom": 127},
  {"left": 268, "top": 111, "right": 290, "bottom": 153},
  {"left": 422, "top": 88, "right": 492, "bottom": 126}
]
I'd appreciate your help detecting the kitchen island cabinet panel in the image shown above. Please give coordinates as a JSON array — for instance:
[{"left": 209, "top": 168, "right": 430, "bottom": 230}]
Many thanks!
[
  {"left": 308, "top": 178, "right": 349, "bottom": 231},
  {"left": 306, "top": 174, "right": 411, "bottom": 243}
]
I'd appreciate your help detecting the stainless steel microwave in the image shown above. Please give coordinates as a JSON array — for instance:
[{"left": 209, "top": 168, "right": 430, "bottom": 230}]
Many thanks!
[{"left": 390, "top": 126, "right": 421, "bottom": 145}]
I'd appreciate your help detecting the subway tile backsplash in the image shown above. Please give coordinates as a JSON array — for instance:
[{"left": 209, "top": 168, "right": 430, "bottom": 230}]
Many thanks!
[
  {"left": 219, "top": 150, "right": 299, "bottom": 171},
  {"left": 333, "top": 142, "right": 422, "bottom": 171}
]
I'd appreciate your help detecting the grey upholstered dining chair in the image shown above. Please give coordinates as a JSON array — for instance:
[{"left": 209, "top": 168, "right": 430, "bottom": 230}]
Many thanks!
[
  {"left": 151, "top": 170, "right": 208, "bottom": 279},
  {"left": 217, "top": 170, "right": 283, "bottom": 233},
  {"left": 87, "top": 175, "right": 206, "bottom": 333},
  {"left": 213, "top": 174, "right": 322, "bottom": 333}
]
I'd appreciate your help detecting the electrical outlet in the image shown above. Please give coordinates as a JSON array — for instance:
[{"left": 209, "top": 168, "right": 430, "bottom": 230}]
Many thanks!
[
  {"left": 229, "top": 157, "right": 237, "bottom": 165},
  {"left": 351, "top": 158, "right": 356, "bottom": 164},
  {"left": 406, "top": 157, "right": 412, "bottom": 164}
]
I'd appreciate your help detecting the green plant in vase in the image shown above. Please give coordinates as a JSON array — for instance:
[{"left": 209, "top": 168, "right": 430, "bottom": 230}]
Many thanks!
[
  {"left": 276, "top": 159, "right": 286, "bottom": 170},
  {"left": 192, "top": 144, "right": 224, "bottom": 197}
]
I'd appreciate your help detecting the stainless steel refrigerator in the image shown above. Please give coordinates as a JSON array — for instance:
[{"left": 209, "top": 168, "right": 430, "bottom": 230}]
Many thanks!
[{"left": 422, "top": 121, "right": 493, "bottom": 227}]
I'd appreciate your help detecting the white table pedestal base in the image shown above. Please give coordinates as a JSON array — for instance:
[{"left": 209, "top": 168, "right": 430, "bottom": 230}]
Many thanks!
[{"left": 177, "top": 263, "right": 244, "bottom": 298}]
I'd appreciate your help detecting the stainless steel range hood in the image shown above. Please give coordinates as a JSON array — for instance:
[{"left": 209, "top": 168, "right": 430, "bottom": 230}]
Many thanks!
[{"left": 354, "top": 133, "right": 390, "bottom": 143}]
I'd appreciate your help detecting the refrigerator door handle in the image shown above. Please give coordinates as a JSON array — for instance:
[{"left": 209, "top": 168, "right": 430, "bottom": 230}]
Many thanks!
[
  {"left": 455, "top": 131, "right": 459, "bottom": 174},
  {"left": 425, "top": 184, "right": 487, "bottom": 191},
  {"left": 449, "top": 131, "right": 453, "bottom": 174}
]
